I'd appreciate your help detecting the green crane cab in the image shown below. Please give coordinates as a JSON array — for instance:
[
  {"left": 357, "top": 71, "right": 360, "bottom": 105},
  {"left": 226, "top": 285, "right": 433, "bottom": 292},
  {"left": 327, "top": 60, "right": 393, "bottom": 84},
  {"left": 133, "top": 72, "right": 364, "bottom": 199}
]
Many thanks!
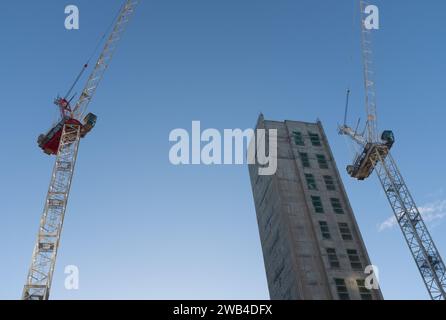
[{"left": 381, "top": 130, "right": 395, "bottom": 148}]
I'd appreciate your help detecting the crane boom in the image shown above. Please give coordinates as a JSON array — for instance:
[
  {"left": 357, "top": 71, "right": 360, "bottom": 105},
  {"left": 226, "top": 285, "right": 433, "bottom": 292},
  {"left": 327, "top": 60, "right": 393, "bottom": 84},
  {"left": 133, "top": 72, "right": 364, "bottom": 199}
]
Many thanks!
[
  {"left": 340, "top": 0, "right": 446, "bottom": 299},
  {"left": 72, "top": 1, "right": 138, "bottom": 120},
  {"left": 22, "top": 0, "right": 138, "bottom": 300}
]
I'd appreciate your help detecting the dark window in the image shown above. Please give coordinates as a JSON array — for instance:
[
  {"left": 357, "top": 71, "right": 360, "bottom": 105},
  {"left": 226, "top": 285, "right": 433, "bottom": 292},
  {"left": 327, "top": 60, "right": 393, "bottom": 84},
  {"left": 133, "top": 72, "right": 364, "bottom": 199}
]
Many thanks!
[
  {"left": 292, "top": 131, "right": 304, "bottom": 146},
  {"left": 330, "top": 198, "right": 344, "bottom": 214},
  {"left": 356, "top": 279, "right": 373, "bottom": 300},
  {"left": 311, "top": 196, "right": 324, "bottom": 213},
  {"left": 347, "top": 249, "right": 363, "bottom": 270},
  {"left": 334, "top": 278, "right": 350, "bottom": 300},
  {"left": 316, "top": 154, "right": 329, "bottom": 169},
  {"left": 309, "top": 132, "right": 322, "bottom": 146},
  {"left": 299, "top": 153, "right": 310, "bottom": 168},
  {"left": 305, "top": 173, "right": 317, "bottom": 190},
  {"left": 339, "top": 223, "right": 353, "bottom": 241},
  {"left": 323, "top": 175, "right": 336, "bottom": 191},
  {"left": 319, "top": 221, "right": 331, "bottom": 240},
  {"left": 326, "top": 248, "right": 340, "bottom": 269}
]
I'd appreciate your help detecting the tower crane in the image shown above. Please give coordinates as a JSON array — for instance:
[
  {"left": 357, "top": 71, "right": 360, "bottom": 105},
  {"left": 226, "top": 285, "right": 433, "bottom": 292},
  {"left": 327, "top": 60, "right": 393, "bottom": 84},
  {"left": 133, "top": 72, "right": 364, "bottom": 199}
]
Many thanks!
[
  {"left": 22, "top": 0, "right": 138, "bottom": 300},
  {"left": 339, "top": 1, "right": 446, "bottom": 300}
]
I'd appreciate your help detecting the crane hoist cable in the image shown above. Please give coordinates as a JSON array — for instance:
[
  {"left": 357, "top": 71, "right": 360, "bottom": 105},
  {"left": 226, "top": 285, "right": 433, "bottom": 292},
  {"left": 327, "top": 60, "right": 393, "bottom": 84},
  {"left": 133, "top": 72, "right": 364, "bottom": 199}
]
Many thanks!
[
  {"left": 63, "top": 1, "right": 126, "bottom": 101},
  {"left": 343, "top": 89, "right": 351, "bottom": 126}
]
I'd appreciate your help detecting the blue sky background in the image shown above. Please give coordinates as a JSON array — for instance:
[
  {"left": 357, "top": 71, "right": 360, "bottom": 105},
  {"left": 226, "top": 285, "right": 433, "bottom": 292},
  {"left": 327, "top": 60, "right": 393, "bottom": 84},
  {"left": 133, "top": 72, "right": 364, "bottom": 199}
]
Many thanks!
[{"left": 1, "top": 0, "right": 446, "bottom": 300}]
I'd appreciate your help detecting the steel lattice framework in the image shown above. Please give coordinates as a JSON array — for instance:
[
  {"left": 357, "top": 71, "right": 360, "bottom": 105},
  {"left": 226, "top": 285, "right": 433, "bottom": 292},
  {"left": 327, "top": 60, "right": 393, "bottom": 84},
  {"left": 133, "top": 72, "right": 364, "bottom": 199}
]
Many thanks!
[
  {"left": 23, "top": 125, "right": 81, "bottom": 300},
  {"left": 22, "top": 0, "right": 138, "bottom": 300},
  {"left": 372, "top": 151, "right": 446, "bottom": 300}
]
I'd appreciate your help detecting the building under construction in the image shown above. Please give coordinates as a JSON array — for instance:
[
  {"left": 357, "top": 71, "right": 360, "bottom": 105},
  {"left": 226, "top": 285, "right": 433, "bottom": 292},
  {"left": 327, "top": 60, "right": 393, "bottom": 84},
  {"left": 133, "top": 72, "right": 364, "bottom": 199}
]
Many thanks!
[{"left": 248, "top": 115, "right": 383, "bottom": 300}]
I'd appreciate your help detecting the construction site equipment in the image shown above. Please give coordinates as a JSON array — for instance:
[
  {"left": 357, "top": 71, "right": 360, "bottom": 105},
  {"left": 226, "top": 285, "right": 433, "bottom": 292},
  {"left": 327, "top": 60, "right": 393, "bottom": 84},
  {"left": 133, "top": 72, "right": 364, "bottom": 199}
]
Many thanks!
[
  {"left": 339, "top": 1, "right": 446, "bottom": 300},
  {"left": 23, "top": 0, "right": 138, "bottom": 300}
]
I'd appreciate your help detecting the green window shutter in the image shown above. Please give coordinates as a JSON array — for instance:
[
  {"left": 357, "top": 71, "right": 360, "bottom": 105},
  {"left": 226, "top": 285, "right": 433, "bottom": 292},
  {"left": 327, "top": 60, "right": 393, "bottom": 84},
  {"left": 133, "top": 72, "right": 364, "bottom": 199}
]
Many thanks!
[
  {"left": 299, "top": 153, "right": 310, "bottom": 168},
  {"left": 311, "top": 196, "right": 324, "bottom": 213},
  {"left": 323, "top": 175, "right": 336, "bottom": 191},
  {"left": 316, "top": 154, "right": 329, "bottom": 169},
  {"left": 305, "top": 173, "right": 317, "bottom": 190},
  {"left": 292, "top": 131, "right": 304, "bottom": 146},
  {"left": 309, "top": 133, "right": 322, "bottom": 146},
  {"left": 330, "top": 198, "right": 344, "bottom": 214}
]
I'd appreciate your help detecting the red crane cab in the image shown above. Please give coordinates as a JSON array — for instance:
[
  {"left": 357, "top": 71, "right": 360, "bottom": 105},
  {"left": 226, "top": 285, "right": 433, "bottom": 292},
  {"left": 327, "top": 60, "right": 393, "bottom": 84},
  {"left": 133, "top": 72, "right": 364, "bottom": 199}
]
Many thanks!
[{"left": 37, "top": 113, "right": 97, "bottom": 155}]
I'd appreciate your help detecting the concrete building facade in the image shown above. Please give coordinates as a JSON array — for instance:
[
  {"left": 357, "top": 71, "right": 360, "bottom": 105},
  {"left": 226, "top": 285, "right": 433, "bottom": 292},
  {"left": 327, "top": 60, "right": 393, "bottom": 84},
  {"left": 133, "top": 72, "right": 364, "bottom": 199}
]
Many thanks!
[{"left": 248, "top": 115, "right": 383, "bottom": 300}]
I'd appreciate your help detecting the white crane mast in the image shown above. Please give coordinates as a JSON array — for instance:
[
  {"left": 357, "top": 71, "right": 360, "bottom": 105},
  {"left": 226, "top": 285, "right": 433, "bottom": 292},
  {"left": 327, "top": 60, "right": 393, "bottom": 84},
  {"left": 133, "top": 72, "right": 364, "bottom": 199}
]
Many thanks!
[
  {"left": 359, "top": 0, "right": 378, "bottom": 143},
  {"left": 22, "top": 0, "right": 138, "bottom": 300}
]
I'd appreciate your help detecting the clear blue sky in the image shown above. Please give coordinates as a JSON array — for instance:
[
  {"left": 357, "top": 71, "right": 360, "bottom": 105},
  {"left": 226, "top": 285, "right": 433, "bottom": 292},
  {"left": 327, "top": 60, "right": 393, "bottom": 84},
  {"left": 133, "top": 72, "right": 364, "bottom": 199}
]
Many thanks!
[{"left": 1, "top": 0, "right": 446, "bottom": 300}]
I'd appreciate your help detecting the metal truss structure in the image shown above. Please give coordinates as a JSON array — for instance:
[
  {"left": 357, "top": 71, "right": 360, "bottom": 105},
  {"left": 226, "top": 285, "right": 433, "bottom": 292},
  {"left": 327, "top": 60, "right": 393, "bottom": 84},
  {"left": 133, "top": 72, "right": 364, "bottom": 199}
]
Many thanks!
[
  {"left": 339, "top": 1, "right": 446, "bottom": 299},
  {"left": 23, "top": 124, "right": 81, "bottom": 300},
  {"left": 372, "top": 151, "right": 446, "bottom": 300},
  {"left": 22, "top": 0, "right": 138, "bottom": 300}
]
